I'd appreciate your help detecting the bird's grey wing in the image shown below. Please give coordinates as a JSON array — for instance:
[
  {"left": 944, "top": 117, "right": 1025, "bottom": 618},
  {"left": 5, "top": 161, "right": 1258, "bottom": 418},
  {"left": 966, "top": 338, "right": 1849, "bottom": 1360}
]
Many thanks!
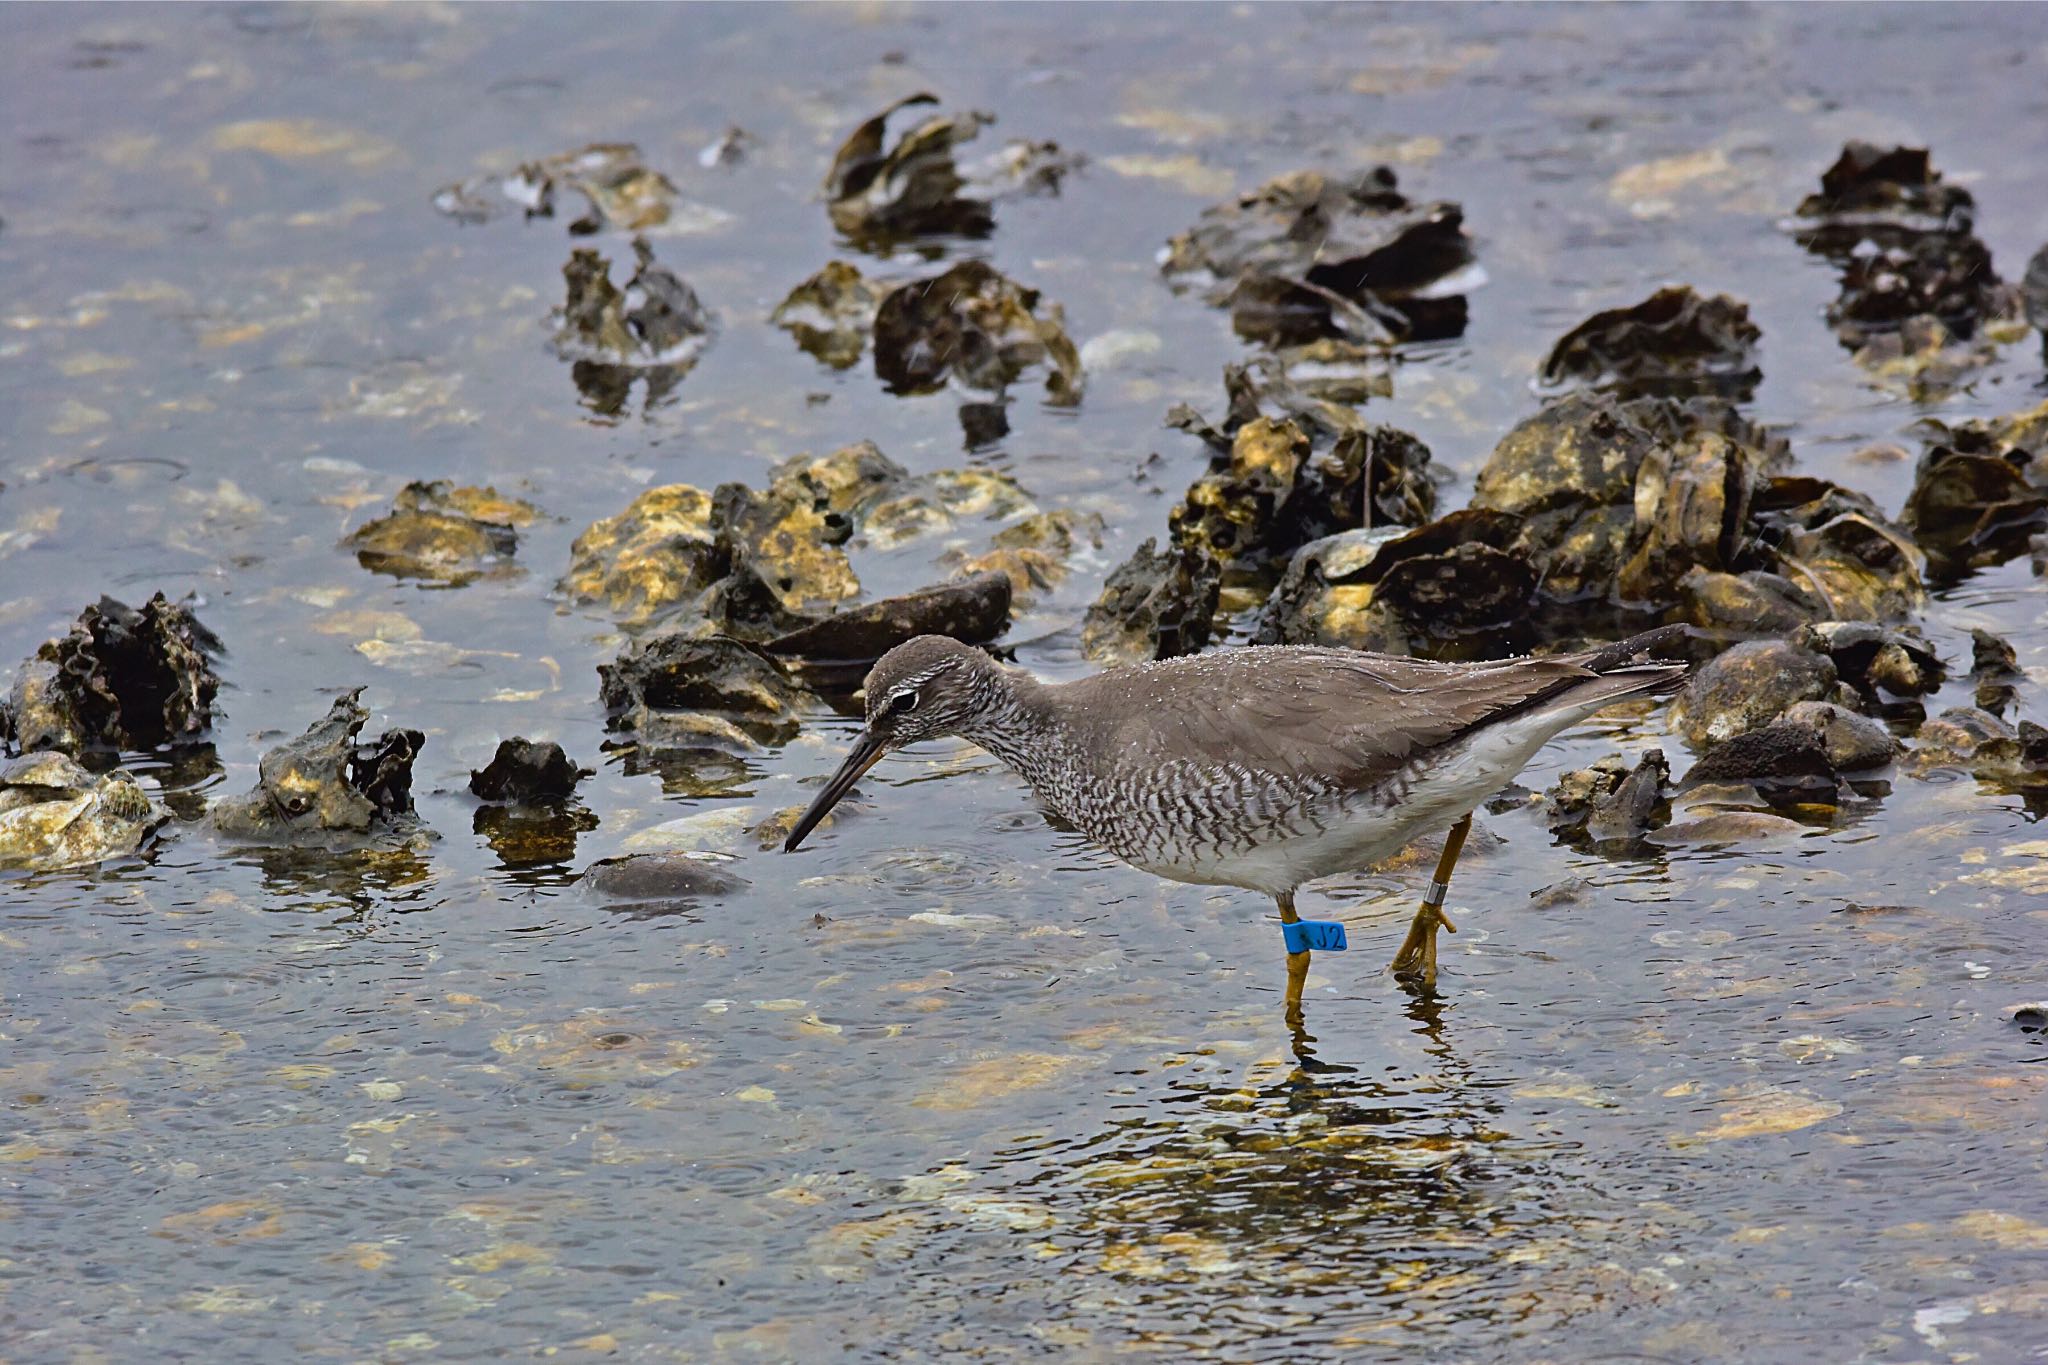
[{"left": 1114, "top": 650, "right": 1601, "bottom": 790}]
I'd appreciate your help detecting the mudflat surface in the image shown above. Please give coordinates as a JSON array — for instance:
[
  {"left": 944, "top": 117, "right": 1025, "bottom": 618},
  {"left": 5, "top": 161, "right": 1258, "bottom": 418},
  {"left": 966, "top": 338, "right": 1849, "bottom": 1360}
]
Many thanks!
[{"left": 3, "top": 5, "right": 2046, "bottom": 1360}]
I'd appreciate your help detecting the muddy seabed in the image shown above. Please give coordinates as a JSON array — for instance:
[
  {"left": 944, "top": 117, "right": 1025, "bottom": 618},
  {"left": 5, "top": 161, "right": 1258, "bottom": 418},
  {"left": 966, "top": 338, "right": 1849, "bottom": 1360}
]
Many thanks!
[{"left": 4, "top": 5, "right": 2048, "bottom": 1362}]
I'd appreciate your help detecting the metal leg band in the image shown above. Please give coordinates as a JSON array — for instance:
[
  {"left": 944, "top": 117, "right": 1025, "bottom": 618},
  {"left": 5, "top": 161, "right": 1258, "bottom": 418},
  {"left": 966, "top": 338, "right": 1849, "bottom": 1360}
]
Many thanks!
[{"left": 1421, "top": 880, "right": 1449, "bottom": 909}]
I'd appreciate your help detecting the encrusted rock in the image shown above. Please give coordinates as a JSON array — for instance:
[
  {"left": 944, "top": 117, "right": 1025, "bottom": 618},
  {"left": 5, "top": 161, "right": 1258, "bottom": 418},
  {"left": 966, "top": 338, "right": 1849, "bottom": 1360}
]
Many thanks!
[
  {"left": 1676, "top": 567, "right": 1816, "bottom": 636},
  {"left": 872, "top": 261, "right": 1081, "bottom": 404},
  {"left": 558, "top": 483, "right": 721, "bottom": 626},
  {"left": 708, "top": 480, "right": 863, "bottom": 633},
  {"left": 345, "top": 481, "right": 535, "bottom": 586},
  {"left": 822, "top": 93, "right": 1075, "bottom": 244},
  {"left": 1546, "top": 749, "right": 1671, "bottom": 847},
  {"left": 1299, "top": 426, "right": 1438, "bottom": 538},
  {"left": 773, "top": 260, "right": 885, "bottom": 370},
  {"left": 1615, "top": 431, "right": 1758, "bottom": 603},
  {"left": 1775, "top": 701, "right": 1898, "bottom": 772},
  {"left": 1167, "top": 415, "right": 1437, "bottom": 585},
  {"left": 559, "top": 443, "right": 1057, "bottom": 637},
  {"left": 1080, "top": 538, "right": 1221, "bottom": 664},
  {"left": 210, "top": 691, "right": 426, "bottom": 845},
  {"left": 769, "top": 439, "right": 911, "bottom": 528},
  {"left": 1472, "top": 392, "right": 1780, "bottom": 602},
  {"left": 1169, "top": 417, "right": 1311, "bottom": 574},
  {"left": 1540, "top": 286, "right": 1762, "bottom": 400},
  {"left": 1671, "top": 639, "right": 1837, "bottom": 751},
  {"left": 0, "top": 752, "right": 162, "bottom": 872},
  {"left": 2, "top": 594, "right": 222, "bottom": 756},
  {"left": 598, "top": 636, "right": 809, "bottom": 749},
  {"left": 1970, "top": 628, "right": 2022, "bottom": 717},
  {"left": 1162, "top": 167, "right": 1478, "bottom": 344},
  {"left": 1256, "top": 511, "right": 1533, "bottom": 652}
]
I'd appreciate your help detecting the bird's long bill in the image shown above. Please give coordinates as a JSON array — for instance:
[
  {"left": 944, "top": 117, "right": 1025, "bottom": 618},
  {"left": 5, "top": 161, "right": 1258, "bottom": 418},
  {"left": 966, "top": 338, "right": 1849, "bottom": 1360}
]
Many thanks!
[{"left": 782, "top": 728, "right": 887, "bottom": 852}]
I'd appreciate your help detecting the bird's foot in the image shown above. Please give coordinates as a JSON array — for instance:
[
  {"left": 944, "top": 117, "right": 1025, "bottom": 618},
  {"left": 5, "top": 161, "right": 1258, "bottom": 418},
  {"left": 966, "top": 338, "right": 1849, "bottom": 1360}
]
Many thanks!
[{"left": 1389, "top": 901, "right": 1457, "bottom": 992}]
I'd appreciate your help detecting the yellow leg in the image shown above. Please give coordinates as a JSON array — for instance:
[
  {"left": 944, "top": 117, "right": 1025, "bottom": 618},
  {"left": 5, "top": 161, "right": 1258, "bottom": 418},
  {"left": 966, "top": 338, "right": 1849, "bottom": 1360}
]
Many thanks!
[
  {"left": 1390, "top": 813, "right": 1470, "bottom": 991},
  {"left": 1278, "top": 891, "right": 1310, "bottom": 1028}
]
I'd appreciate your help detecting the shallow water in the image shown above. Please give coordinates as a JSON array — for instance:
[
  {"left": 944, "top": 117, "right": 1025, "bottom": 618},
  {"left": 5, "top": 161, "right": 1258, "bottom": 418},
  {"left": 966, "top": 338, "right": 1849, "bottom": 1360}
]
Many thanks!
[{"left": 4, "top": 3, "right": 2048, "bottom": 1361}]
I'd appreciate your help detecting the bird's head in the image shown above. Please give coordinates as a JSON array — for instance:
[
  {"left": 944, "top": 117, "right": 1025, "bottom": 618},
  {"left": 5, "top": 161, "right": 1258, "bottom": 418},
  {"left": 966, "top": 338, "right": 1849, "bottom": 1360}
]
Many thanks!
[{"left": 782, "top": 635, "right": 1001, "bottom": 852}]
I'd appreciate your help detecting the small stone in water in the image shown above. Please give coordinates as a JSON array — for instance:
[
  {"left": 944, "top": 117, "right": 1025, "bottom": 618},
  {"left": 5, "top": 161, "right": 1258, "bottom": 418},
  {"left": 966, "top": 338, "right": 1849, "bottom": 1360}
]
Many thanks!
[
  {"left": 469, "top": 739, "right": 590, "bottom": 804},
  {"left": 578, "top": 851, "right": 748, "bottom": 904}
]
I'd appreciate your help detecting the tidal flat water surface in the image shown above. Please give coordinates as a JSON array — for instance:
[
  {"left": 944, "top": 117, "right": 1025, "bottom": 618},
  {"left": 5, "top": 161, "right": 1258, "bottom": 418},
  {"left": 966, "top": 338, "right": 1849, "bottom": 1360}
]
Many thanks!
[{"left": 3, "top": 4, "right": 2048, "bottom": 1362}]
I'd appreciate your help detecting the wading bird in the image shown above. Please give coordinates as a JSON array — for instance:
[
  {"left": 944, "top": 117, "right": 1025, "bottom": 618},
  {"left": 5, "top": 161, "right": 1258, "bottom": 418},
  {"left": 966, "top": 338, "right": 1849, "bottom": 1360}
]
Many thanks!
[{"left": 785, "top": 629, "right": 1686, "bottom": 1024}]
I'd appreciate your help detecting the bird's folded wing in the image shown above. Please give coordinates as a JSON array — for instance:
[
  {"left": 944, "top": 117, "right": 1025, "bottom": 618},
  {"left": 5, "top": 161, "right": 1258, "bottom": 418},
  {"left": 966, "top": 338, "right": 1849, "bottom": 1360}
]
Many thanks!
[{"left": 1136, "top": 650, "right": 1600, "bottom": 790}]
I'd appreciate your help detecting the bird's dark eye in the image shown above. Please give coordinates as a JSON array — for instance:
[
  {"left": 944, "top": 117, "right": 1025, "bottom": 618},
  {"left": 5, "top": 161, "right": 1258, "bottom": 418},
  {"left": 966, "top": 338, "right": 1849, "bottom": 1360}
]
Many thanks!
[{"left": 888, "top": 690, "right": 918, "bottom": 715}]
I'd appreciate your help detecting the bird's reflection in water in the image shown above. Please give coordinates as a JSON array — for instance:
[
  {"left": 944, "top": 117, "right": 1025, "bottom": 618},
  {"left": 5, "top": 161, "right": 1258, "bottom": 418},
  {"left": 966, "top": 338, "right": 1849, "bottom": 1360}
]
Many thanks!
[
  {"left": 861, "top": 1048, "right": 1553, "bottom": 1357},
  {"left": 1287, "top": 952, "right": 1457, "bottom": 1072}
]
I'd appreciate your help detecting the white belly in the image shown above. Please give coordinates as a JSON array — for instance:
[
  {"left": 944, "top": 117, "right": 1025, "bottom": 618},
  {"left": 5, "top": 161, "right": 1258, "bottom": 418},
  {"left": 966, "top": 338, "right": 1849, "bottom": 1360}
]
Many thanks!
[{"left": 1130, "top": 702, "right": 1604, "bottom": 898}]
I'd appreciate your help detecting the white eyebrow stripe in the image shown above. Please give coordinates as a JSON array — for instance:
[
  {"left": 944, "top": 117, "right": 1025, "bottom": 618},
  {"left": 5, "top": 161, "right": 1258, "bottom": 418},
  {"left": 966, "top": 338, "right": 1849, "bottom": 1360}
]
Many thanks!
[
  {"left": 891, "top": 665, "right": 950, "bottom": 693},
  {"left": 868, "top": 662, "right": 952, "bottom": 712}
]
